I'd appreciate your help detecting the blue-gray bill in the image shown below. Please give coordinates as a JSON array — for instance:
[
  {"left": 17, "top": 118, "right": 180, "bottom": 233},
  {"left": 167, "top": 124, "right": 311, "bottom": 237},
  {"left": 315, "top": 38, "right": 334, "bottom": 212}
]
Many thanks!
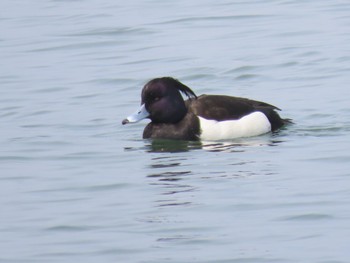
[{"left": 122, "top": 104, "right": 149, "bottom": 125}]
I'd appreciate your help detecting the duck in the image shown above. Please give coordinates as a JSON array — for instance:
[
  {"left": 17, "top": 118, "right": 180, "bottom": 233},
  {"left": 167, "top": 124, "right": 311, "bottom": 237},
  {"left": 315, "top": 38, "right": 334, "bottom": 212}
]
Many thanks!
[{"left": 122, "top": 77, "right": 290, "bottom": 141}]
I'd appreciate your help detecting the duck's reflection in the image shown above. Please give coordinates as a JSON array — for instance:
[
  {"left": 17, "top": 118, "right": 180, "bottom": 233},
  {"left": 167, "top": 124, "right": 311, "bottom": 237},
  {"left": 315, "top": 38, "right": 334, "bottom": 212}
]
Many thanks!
[
  {"left": 139, "top": 138, "right": 282, "bottom": 247},
  {"left": 145, "top": 135, "right": 283, "bottom": 153},
  {"left": 147, "top": 156, "right": 195, "bottom": 207},
  {"left": 148, "top": 171, "right": 191, "bottom": 182},
  {"left": 145, "top": 139, "right": 202, "bottom": 153},
  {"left": 143, "top": 136, "right": 283, "bottom": 207}
]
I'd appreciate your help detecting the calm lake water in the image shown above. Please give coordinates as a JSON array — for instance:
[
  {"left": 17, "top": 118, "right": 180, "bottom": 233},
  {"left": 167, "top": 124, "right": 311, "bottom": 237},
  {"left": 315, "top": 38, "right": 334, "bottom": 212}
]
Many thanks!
[{"left": 1, "top": 0, "right": 350, "bottom": 262}]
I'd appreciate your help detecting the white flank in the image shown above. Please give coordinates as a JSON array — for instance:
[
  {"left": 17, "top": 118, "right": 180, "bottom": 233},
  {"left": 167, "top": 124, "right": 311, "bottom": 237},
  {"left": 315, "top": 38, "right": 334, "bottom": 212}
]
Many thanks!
[{"left": 198, "top": 111, "right": 271, "bottom": 141}]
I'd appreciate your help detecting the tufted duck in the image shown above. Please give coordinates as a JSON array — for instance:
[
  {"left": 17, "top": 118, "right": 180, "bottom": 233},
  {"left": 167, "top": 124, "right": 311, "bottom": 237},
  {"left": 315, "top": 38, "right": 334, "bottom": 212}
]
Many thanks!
[{"left": 122, "top": 77, "right": 290, "bottom": 140}]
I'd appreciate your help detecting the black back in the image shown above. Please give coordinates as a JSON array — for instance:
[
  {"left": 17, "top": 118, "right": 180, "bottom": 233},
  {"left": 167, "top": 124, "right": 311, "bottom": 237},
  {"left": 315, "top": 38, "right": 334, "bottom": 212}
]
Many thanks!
[{"left": 188, "top": 95, "right": 287, "bottom": 131}]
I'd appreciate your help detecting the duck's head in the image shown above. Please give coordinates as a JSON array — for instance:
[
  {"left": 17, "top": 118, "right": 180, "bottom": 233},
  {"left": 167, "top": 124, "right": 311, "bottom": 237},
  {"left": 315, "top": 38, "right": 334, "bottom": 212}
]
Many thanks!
[{"left": 122, "top": 77, "right": 197, "bottom": 125}]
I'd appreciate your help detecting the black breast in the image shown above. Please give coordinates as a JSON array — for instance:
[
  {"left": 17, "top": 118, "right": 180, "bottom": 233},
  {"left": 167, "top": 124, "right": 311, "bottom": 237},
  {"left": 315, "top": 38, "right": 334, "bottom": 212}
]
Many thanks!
[{"left": 143, "top": 112, "right": 200, "bottom": 140}]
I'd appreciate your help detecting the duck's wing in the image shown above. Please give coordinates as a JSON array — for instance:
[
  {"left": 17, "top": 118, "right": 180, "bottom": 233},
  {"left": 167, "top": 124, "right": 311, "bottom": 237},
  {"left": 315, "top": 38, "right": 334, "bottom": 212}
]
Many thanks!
[
  {"left": 187, "top": 95, "right": 288, "bottom": 131},
  {"left": 187, "top": 95, "right": 278, "bottom": 121}
]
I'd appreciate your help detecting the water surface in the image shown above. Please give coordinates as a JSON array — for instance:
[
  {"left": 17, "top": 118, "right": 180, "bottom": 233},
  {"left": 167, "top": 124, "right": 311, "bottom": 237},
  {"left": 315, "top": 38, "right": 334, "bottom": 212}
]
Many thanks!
[{"left": 1, "top": 0, "right": 350, "bottom": 262}]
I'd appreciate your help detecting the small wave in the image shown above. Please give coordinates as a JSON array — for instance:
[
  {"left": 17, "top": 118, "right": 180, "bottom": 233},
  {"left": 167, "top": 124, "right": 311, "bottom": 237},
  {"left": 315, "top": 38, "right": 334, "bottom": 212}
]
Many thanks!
[{"left": 279, "top": 213, "right": 333, "bottom": 221}]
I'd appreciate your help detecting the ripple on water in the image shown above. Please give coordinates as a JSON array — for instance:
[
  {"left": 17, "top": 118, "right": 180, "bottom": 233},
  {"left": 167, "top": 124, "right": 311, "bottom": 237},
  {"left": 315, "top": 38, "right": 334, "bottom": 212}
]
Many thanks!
[{"left": 279, "top": 213, "right": 334, "bottom": 221}]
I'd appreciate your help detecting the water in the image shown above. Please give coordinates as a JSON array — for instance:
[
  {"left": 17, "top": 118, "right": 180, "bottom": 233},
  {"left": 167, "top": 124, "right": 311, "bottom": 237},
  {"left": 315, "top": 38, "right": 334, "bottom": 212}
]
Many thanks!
[{"left": 1, "top": 0, "right": 350, "bottom": 262}]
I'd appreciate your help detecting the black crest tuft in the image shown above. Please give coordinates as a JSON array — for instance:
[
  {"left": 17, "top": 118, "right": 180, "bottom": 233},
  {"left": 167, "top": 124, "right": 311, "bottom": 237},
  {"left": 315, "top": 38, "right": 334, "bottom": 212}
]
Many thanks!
[{"left": 159, "top": 77, "right": 198, "bottom": 100}]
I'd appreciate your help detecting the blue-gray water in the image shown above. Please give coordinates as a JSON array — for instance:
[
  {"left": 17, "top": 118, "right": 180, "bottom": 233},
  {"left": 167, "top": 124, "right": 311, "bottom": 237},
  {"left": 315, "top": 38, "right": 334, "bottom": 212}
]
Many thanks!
[{"left": 1, "top": 0, "right": 350, "bottom": 262}]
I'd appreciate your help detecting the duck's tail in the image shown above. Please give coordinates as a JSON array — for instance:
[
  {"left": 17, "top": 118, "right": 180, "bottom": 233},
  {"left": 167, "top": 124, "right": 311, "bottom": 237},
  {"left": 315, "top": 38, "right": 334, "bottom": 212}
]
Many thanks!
[{"left": 259, "top": 108, "right": 292, "bottom": 131}]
